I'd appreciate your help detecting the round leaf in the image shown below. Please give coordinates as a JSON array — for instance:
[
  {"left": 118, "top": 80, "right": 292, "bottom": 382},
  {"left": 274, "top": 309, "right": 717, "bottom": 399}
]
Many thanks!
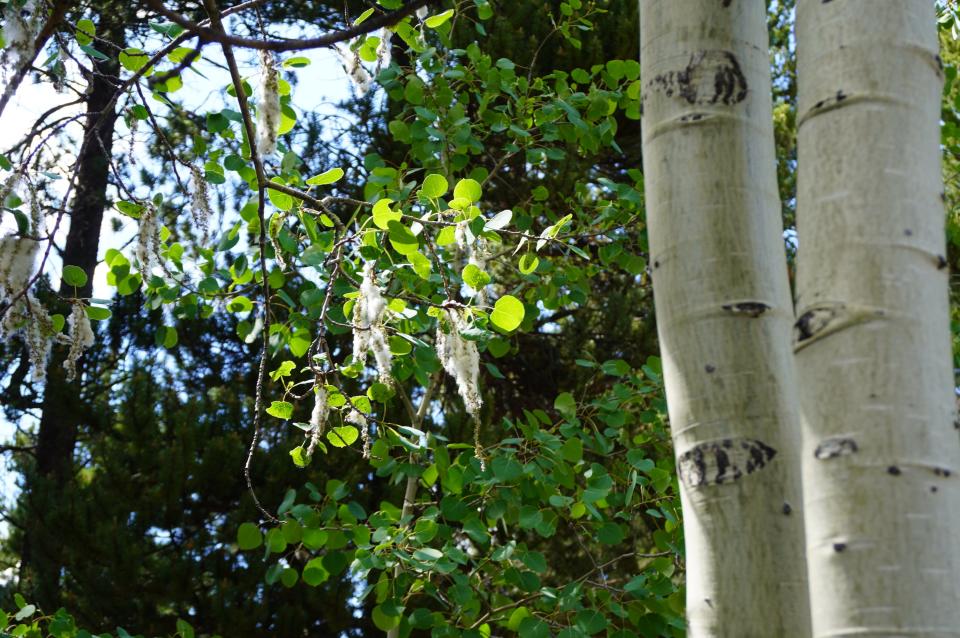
[
  {"left": 373, "top": 198, "right": 402, "bottom": 230},
  {"left": 420, "top": 173, "right": 449, "bottom": 198},
  {"left": 236, "top": 522, "right": 262, "bottom": 550},
  {"left": 327, "top": 425, "right": 359, "bottom": 448},
  {"left": 490, "top": 295, "right": 524, "bottom": 333},
  {"left": 453, "top": 178, "right": 482, "bottom": 203},
  {"left": 62, "top": 265, "right": 88, "bottom": 288}
]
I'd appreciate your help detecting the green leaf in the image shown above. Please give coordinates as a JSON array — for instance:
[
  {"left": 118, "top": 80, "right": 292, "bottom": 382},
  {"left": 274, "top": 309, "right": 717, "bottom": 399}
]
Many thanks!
[
  {"left": 436, "top": 226, "right": 457, "bottom": 245},
  {"left": 519, "top": 254, "right": 539, "bottom": 274},
  {"left": 266, "top": 401, "right": 294, "bottom": 419},
  {"left": 598, "top": 522, "right": 625, "bottom": 545},
  {"left": 283, "top": 56, "right": 312, "bottom": 68},
  {"left": 387, "top": 220, "right": 419, "bottom": 255},
  {"left": 75, "top": 19, "right": 95, "bottom": 45},
  {"left": 462, "top": 263, "right": 491, "bottom": 289},
  {"left": 119, "top": 48, "right": 150, "bottom": 72},
  {"left": 85, "top": 306, "right": 112, "bottom": 321},
  {"left": 490, "top": 295, "right": 524, "bottom": 333},
  {"left": 554, "top": 392, "right": 576, "bottom": 419},
  {"left": 372, "top": 198, "right": 402, "bottom": 230},
  {"left": 560, "top": 437, "right": 583, "bottom": 463},
  {"left": 50, "top": 313, "right": 65, "bottom": 333},
  {"left": 414, "top": 547, "right": 444, "bottom": 561},
  {"left": 302, "top": 557, "right": 329, "bottom": 586},
  {"left": 327, "top": 425, "right": 359, "bottom": 448},
  {"left": 266, "top": 528, "right": 287, "bottom": 553},
  {"left": 79, "top": 44, "right": 109, "bottom": 61},
  {"left": 290, "top": 445, "right": 309, "bottom": 468},
  {"left": 576, "top": 609, "right": 608, "bottom": 635},
  {"left": 236, "top": 522, "right": 262, "bottom": 549},
  {"left": 453, "top": 178, "right": 482, "bottom": 203},
  {"left": 302, "top": 528, "right": 328, "bottom": 550},
  {"left": 372, "top": 605, "right": 401, "bottom": 631},
  {"left": 280, "top": 567, "right": 299, "bottom": 588},
  {"left": 155, "top": 325, "right": 178, "bottom": 349},
  {"left": 268, "top": 181, "right": 294, "bottom": 211},
  {"left": 409, "top": 251, "right": 432, "bottom": 279},
  {"left": 420, "top": 173, "right": 449, "bottom": 198},
  {"left": 353, "top": 8, "right": 375, "bottom": 25},
  {"left": 62, "top": 265, "right": 88, "bottom": 288},
  {"left": 306, "top": 167, "right": 344, "bottom": 186},
  {"left": 424, "top": 9, "right": 455, "bottom": 28}
]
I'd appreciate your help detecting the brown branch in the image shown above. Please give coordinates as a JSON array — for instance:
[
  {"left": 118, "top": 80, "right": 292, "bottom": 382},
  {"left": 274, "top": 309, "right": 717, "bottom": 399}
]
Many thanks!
[
  {"left": 0, "top": 0, "right": 71, "bottom": 121},
  {"left": 202, "top": 0, "right": 277, "bottom": 524},
  {"left": 146, "top": 0, "right": 438, "bottom": 52}
]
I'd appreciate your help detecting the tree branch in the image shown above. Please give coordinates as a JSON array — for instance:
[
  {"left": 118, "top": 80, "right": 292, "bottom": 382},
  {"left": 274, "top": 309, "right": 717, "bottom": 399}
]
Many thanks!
[{"left": 146, "top": 0, "right": 439, "bottom": 52}]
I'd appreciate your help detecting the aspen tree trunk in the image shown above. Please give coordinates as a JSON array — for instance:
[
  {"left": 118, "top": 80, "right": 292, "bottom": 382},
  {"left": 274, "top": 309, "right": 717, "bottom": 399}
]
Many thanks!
[
  {"left": 639, "top": 2, "right": 809, "bottom": 635},
  {"left": 795, "top": 3, "right": 960, "bottom": 635}
]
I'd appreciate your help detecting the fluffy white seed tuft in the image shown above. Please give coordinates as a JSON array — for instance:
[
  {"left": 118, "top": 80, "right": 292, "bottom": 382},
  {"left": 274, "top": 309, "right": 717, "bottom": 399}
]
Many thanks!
[
  {"left": 346, "top": 407, "right": 370, "bottom": 459},
  {"left": 63, "top": 301, "right": 95, "bottom": 382},
  {"left": 333, "top": 42, "right": 372, "bottom": 97},
  {"left": 0, "top": 1, "right": 41, "bottom": 81},
  {"left": 352, "top": 262, "right": 392, "bottom": 381},
  {"left": 136, "top": 204, "right": 160, "bottom": 277},
  {"left": 436, "top": 308, "right": 482, "bottom": 416},
  {"left": 1, "top": 293, "right": 55, "bottom": 381},
  {"left": 305, "top": 385, "right": 328, "bottom": 458},
  {"left": 375, "top": 28, "right": 393, "bottom": 73},
  {"left": 190, "top": 165, "right": 211, "bottom": 240},
  {"left": 256, "top": 50, "right": 281, "bottom": 156},
  {"left": 0, "top": 235, "right": 38, "bottom": 296}
]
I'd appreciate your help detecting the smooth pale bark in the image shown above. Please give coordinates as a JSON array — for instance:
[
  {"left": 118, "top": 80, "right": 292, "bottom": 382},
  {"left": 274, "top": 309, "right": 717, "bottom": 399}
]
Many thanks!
[
  {"left": 639, "top": 1, "right": 809, "bottom": 635},
  {"left": 795, "top": 3, "right": 960, "bottom": 636}
]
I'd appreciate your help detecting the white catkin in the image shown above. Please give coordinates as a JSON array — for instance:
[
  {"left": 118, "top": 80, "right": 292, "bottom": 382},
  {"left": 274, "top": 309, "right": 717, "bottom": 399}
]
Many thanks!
[
  {"left": 190, "top": 165, "right": 211, "bottom": 240},
  {"left": 333, "top": 42, "right": 372, "bottom": 97},
  {"left": 27, "top": 179, "right": 43, "bottom": 236},
  {"left": 63, "top": 301, "right": 94, "bottom": 382},
  {"left": 416, "top": 6, "right": 429, "bottom": 20},
  {"left": 136, "top": 204, "right": 160, "bottom": 277},
  {"left": 0, "top": 235, "right": 38, "bottom": 296},
  {"left": 256, "top": 50, "right": 281, "bottom": 156},
  {"left": 0, "top": 0, "right": 40, "bottom": 81},
  {"left": 352, "top": 262, "right": 393, "bottom": 381},
  {"left": 436, "top": 308, "right": 482, "bottom": 416},
  {"left": 1, "top": 293, "right": 54, "bottom": 381},
  {"left": 346, "top": 408, "right": 370, "bottom": 459},
  {"left": 306, "top": 385, "right": 328, "bottom": 457},
  {"left": 127, "top": 115, "right": 138, "bottom": 168},
  {"left": 375, "top": 28, "right": 393, "bottom": 74}
]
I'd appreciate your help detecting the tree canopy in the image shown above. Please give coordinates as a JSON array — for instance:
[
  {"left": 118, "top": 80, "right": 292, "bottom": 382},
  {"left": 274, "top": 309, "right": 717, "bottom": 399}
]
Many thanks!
[{"left": 0, "top": 1, "right": 957, "bottom": 636}]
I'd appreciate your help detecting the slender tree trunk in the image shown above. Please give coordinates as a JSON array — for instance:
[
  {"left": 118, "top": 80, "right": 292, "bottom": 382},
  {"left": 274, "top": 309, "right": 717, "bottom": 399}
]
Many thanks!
[
  {"left": 795, "top": 3, "right": 960, "bottom": 635},
  {"left": 20, "top": 11, "right": 124, "bottom": 610},
  {"left": 639, "top": 1, "right": 809, "bottom": 634}
]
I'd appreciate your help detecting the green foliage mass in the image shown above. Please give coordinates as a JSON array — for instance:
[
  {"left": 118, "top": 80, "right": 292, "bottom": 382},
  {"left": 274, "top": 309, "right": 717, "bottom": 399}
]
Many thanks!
[{"left": 5, "top": 1, "right": 956, "bottom": 637}]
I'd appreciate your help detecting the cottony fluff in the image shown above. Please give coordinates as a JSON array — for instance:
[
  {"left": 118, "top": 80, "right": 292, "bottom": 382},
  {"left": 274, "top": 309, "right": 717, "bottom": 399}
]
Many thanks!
[
  {"left": 306, "top": 385, "right": 328, "bottom": 457},
  {"left": 333, "top": 42, "right": 372, "bottom": 97},
  {"left": 136, "top": 204, "right": 159, "bottom": 276},
  {"left": 190, "top": 165, "right": 211, "bottom": 240},
  {"left": 436, "top": 308, "right": 482, "bottom": 416},
  {"left": 63, "top": 301, "right": 95, "bottom": 382},
  {"left": 0, "top": 235, "right": 38, "bottom": 295},
  {"left": 256, "top": 50, "right": 281, "bottom": 156},
  {"left": 352, "top": 262, "right": 392, "bottom": 381}
]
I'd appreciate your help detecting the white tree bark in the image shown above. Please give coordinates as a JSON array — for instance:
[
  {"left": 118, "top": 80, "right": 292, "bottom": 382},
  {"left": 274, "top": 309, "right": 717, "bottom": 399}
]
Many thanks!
[
  {"left": 795, "top": 3, "right": 960, "bottom": 636},
  {"left": 639, "top": 1, "right": 809, "bottom": 635}
]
